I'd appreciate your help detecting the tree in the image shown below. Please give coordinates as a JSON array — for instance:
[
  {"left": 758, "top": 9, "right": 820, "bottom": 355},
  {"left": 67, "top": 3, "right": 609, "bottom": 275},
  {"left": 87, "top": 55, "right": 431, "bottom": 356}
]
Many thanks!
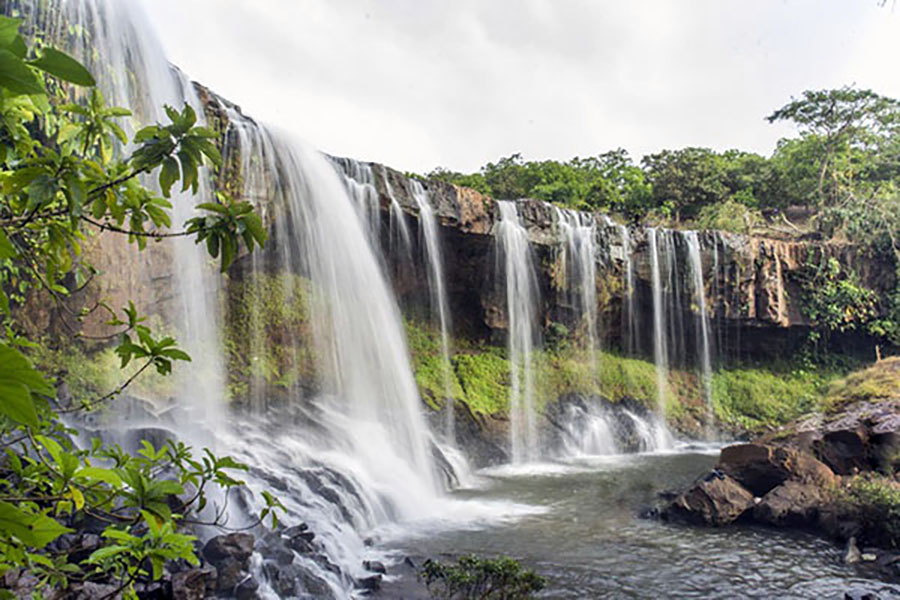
[
  {"left": 0, "top": 15, "right": 278, "bottom": 597},
  {"left": 767, "top": 87, "right": 900, "bottom": 206}
]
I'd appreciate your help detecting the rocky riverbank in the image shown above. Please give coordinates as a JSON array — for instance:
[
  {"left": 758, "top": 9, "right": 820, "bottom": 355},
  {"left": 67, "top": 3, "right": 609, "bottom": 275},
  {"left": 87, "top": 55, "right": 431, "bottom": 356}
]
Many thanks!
[{"left": 659, "top": 359, "right": 900, "bottom": 584}]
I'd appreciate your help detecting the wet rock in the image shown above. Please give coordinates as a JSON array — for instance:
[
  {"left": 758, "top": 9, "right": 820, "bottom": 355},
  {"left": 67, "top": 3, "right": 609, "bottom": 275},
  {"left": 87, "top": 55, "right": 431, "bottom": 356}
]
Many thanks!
[
  {"left": 364, "top": 560, "right": 387, "bottom": 574},
  {"left": 214, "top": 558, "right": 247, "bottom": 593},
  {"left": 818, "top": 428, "right": 868, "bottom": 475},
  {"left": 753, "top": 480, "right": 824, "bottom": 528},
  {"left": 663, "top": 471, "right": 754, "bottom": 526},
  {"left": 73, "top": 582, "right": 120, "bottom": 600},
  {"left": 844, "top": 589, "right": 880, "bottom": 600},
  {"left": 235, "top": 574, "right": 260, "bottom": 600},
  {"left": 135, "top": 580, "right": 171, "bottom": 600},
  {"left": 297, "top": 569, "right": 335, "bottom": 598},
  {"left": 203, "top": 532, "right": 255, "bottom": 567},
  {"left": 172, "top": 566, "right": 217, "bottom": 600},
  {"left": 844, "top": 536, "right": 862, "bottom": 564},
  {"left": 264, "top": 560, "right": 299, "bottom": 597},
  {"left": 718, "top": 443, "right": 835, "bottom": 496},
  {"left": 355, "top": 574, "right": 382, "bottom": 593}
]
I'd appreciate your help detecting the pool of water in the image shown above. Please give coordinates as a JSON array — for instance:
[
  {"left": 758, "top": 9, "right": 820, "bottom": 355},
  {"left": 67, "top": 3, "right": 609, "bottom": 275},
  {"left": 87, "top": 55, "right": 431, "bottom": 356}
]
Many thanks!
[{"left": 382, "top": 450, "right": 900, "bottom": 599}]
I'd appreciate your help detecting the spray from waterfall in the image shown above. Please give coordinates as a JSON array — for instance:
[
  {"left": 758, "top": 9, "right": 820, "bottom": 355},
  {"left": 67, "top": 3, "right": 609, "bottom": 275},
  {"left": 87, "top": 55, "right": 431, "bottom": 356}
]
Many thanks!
[
  {"left": 496, "top": 201, "right": 539, "bottom": 463},
  {"left": 408, "top": 180, "right": 456, "bottom": 444}
]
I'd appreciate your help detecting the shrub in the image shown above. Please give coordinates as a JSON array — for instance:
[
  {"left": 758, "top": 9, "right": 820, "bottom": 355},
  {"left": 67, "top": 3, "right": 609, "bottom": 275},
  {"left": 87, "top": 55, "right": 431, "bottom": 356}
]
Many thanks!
[{"left": 420, "top": 555, "right": 545, "bottom": 599}]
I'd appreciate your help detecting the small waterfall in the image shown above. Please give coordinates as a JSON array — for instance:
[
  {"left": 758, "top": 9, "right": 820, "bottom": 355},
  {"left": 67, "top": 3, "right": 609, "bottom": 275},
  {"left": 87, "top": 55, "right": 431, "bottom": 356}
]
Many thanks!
[
  {"left": 619, "top": 225, "right": 638, "bottom": 356},
  {"left": 408, "top": 180, "right": 456, "bottom": 444},
  {"left": 382, "top": 166, "right": 414, "bottom": 264},
  {"left": 553, "top": 208, "right": 598, "bottom": 362},
  {"left": 685, "top": 231, "right": 714, "bottom": 436},
  {"left": 648, "top": 228, "right": 669, "bottom": 419},
  {"left": 333, "top": 157, "right": 382, "bottom": 245},
  {"left": 558, "top": 402, "right": 618, "bottom": 457},
  {"left": 495, "top": 201, "right": 540, "bottom": 463},
  {"left": 22, "top": 0, "right": 226, "bottom": 436}
]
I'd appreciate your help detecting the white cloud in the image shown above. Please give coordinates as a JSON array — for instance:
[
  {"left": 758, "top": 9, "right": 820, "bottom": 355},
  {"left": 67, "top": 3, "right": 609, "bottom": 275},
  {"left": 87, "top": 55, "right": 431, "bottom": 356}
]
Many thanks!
[{"left": 139, "top": 0, "right": 900, "bottom": 173}]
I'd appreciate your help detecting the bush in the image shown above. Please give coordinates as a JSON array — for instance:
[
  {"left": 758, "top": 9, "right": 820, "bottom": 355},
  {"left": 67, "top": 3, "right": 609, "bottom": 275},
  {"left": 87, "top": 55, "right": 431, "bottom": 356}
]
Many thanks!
[{"left": 420, "top": 555, "right": 545, "bottom": 599}]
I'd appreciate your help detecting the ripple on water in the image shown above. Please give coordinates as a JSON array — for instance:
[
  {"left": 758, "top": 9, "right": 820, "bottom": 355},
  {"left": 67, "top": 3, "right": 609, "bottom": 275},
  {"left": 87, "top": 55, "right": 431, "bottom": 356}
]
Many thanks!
[{"left": 387, "top": 451, "right": 900, "bottom": 599}]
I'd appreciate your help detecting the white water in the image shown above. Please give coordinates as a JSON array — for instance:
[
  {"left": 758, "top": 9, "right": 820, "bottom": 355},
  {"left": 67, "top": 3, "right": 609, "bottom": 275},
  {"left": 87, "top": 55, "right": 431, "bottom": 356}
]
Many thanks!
[
  {"left": 382, "top": 166, "right": 414, "bottom": 264},
  {"left": 685, "top": 231, "right": 714, "bottom": 437},
  {"left": 26, "top": 0, "right": 226, "bottom": 438},
  {"left": 648, "top": 228, "right": 669, "bottom": 420},
  {"left": 408, "top": 180, "right": 456, "bottom": 443},
  {"left": 620, "top": 225, "right": 638, "bottom": 356},
  {"left": 495, "top": 201, "right": 540, "bottom": 463},
  {"left": 553, "top": 207, "right": 598, "bottom": 363}
]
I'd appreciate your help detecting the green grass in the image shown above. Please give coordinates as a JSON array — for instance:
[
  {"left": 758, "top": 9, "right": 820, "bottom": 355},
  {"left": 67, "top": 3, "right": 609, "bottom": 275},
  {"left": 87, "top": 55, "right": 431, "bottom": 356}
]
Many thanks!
[
  {"left": 823, "top": 357, "right": 900, "bottom": 413},
  {"left": 711, "top": 364, "right": 836, "bottom": 432}
]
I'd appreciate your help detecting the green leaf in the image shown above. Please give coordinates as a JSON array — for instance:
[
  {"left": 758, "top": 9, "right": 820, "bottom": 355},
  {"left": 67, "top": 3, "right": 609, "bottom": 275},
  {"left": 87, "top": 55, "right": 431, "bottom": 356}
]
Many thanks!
[
  {"left": 0, "top": 230, "right": 16, "bottom": 260},
  {"left": 0, "top": 502, "right": 71, "bottom": 548},
  {"left": 29, "top": 48, "right": 96, "bottom": 87},
  {"left": 158, "top": 156, "right": 179, "bottom": 198},
  {"left": 0, "top": 16, "right": 21, "bottom": 49},
  {"left": 0, "top": 48, "right": 44, "bottom": 96},
  {"left": 0, "top": 344, "right": 53, "bottom": 426},
  {"left": 75, "top": 466, "right": 123, "bottom": 488}
]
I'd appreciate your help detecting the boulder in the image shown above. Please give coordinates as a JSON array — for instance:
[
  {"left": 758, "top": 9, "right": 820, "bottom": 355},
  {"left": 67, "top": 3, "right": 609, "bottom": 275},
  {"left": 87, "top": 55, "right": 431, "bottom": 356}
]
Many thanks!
[
  {"left": 235, "top": 575, "right": 260, "bottom": 600},
  {"left": 214, "top": 557, "right": 247, "bottom": 593},
  {"left": 817, "top": 428, "right": 868, "bottom": 475},
  {"left": 172, "top": 566, "right": 216, "bottom": 600},
  {"left": 753, "top": 480, "right": 824, "bottom": 527},
  {"left": 203, "top": 532, "right": 255, "bottom": 568},
  {"left": 664, "top": 471, "right": 754, "bottom": 526},
  {"left": 718, "top": 443, "right": 835, "bottom": 496},
  {"left": 363, "top": 560, "right": 386, "bottom": 574}
]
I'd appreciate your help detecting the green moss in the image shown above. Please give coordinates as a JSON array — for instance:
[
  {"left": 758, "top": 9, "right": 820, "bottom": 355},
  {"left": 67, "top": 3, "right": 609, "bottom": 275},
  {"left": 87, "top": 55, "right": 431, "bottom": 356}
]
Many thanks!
[
  {"left": 30, "top": 343, "right": 177, "bottom": 406},
  {"left": 224, "top": 271, "right": 315, "bottom": 399},
  {"left": 837, "top": 474, "right": 900, "bottom": 548},
  {"left": 454, "top": 349, "right": 510, "bottom": 416},
  {"left": 711, "top": 365, "right": 833, "bottom": 432},
  {"left": 824, "top": 357, "right": 900, "bottom": 413},
  {"left": 595, "top": 353, "right": 658, "bottom": 406}
]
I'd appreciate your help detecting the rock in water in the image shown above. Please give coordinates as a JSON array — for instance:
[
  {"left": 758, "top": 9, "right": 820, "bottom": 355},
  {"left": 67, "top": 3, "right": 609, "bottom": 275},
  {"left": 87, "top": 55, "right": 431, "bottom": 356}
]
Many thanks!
[
  {"left": 753, "top": 480, "right": 824, "bottom": 527},
  {"left": 663, "top": 472, "right": 754, "bottom": 526},
  {"left": 718, "top": 443, "right": 835, "bottom": 496},
  {"left": 202, "top": 533, "right": 255, "bottom": 567},
  {"left": 844, "top": 536, "right": 862, "bottom": 564}
]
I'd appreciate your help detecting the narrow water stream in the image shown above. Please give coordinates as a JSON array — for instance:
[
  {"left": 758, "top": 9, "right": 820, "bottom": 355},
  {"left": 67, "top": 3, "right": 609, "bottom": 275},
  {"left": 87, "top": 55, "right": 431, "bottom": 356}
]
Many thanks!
[{"left": 385, "top": 450, "right": 900, "bottom": 599}]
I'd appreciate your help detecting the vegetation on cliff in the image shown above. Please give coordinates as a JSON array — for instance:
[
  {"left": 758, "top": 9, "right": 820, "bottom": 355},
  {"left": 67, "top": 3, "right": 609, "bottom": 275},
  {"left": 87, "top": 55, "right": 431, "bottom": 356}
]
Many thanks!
[{"left": 0, "top": 20, "right": 277, "bottom": 597}]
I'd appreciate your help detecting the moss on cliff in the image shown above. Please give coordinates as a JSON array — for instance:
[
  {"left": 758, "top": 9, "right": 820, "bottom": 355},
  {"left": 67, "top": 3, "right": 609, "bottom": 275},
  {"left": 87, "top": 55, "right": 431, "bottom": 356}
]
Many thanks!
[
  {"left": 823, "top": 357, "right": 900, "bottom": 413},
  {"left": 223, "top": 271, "right": 316, "bottom": 400}
]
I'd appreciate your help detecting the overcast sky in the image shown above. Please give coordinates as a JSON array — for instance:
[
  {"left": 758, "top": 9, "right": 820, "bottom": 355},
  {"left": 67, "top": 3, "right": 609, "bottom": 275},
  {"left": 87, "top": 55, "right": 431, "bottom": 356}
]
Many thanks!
[{"left": 138, "top": 0, "right": 900, "bottom": 174}]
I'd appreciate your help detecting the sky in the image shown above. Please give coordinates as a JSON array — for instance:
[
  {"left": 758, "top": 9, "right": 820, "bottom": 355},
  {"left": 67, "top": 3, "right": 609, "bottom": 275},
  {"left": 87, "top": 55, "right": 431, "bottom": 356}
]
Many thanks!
[{"left": 138, "top": 0, "right": 900, "bottom": 174}]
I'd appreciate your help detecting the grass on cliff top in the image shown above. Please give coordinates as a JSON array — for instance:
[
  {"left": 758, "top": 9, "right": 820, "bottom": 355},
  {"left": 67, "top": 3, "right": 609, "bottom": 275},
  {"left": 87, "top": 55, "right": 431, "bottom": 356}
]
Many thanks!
[{"left": 823, "top": 357, "right": 900, "bottom": 413}]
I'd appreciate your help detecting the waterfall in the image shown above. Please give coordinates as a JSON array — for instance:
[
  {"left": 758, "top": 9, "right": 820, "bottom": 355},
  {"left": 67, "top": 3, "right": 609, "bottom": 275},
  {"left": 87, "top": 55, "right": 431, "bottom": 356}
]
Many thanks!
[
  {"left": 409, "top": 180, "right": 456, "bottom": 443},
  {"left": 382, "top": 166, "right": 414, "bottom": 265},
  {"left": 18, "top": 1, "right": 482, "bottom": 594},
  {"left": 332, "top": 157, "right": 382, "bottom": 245},
  {"left": 495, "top": 201, "right": 539, "bottom": 463},
  {"left": 648, "top": 228, "right": 668, "bottom": 419},
  {"left": 685, "top": 232, "right": 714, "bottom": 437},
  {"left": 20, "top": 0, "right": 226, "bottom": 437},
  {"left": 553, "top": 208, "right": 598, "bottom": 362},
  {"left": 619, "top": 225, "right": 638, "bottom": 356}
]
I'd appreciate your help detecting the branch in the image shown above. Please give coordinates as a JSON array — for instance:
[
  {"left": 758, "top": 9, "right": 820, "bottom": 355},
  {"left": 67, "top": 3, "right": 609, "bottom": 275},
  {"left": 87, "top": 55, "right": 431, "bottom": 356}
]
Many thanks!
[
  {"left": 80, "top": 215, "right": 200, "bottom": 239},
  {"left": 57, "top": 359, "right": 154, "bottom": 414}
]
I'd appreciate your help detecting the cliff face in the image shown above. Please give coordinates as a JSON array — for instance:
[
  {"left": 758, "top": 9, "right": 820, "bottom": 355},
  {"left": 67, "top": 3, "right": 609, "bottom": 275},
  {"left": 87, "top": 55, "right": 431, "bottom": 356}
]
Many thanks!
[{"left": 34, "top": 83, "right": 892, "bottom": 365}]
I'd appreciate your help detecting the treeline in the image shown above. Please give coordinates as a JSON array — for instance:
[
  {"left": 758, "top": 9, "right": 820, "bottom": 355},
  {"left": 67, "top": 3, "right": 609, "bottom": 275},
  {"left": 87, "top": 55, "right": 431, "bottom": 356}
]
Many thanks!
[{"left": 424, "top": 87, "right": 900, "bottom": 248}]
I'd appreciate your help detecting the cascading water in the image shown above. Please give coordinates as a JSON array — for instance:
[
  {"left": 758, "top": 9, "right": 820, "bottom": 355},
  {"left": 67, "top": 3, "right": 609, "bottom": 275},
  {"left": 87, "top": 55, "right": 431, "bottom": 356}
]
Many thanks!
[
  {"left": 553, "top": 207, "right": 598, "bottom": 363},
  {"left": 648, "top": 228, "right": 668, "bottom": 416},
  {"left": 685, "top": 231, "right": 714, "bottom": 437},
  {"left": 408, "top": 180, "right": 456, "bottom": 443},
  {"left": 495, "top": 201, "right": 540, "bottom": 463},
  {"left": 619, "top": 225, "right": 638, "bottom": 356},
  {"left": 19, "top": 0, "right": 226, "bottom": 438}
]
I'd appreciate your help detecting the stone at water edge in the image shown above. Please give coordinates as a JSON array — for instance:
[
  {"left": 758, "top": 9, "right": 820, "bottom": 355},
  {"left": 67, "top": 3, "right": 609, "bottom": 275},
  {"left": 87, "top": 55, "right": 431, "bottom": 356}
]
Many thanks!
[
  {"left": 202, "top": 532, "right": 255, "bottom": 567},
  {"left": 663, "top": 471, "right": 755, "bottom": 526},
  {"left": 718, "top": 443, "right": 836, "bottom": 496},
  {"left": 753, "top": 480, "right": 824, "bottom": 528},
  {"left": 844, "top": 537, "right": 862, "bottom": 564},
  {"left": 364, "top": 560, "right": 387, "bottom": 574},
  {"left": 171, "top": 566, "right": 217, "bottom": 600}
]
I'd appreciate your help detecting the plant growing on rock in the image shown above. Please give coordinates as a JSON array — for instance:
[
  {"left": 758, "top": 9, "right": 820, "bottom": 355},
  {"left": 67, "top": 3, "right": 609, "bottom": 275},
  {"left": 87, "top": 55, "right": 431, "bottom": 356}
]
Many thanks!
[
  {"left": 0, "top": 16, "right": 279, "bottom": 598},
  {"left": 420, "top": 554, "right": 545, "bottom": 600}
]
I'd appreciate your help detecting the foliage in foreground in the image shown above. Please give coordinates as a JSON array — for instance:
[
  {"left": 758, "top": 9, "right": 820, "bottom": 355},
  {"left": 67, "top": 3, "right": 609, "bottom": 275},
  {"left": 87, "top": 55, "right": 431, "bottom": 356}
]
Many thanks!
[
  {"left": 0, "top": 16, "right": 278, "bottom": 598},
  {"left": 420, "top": 555, "right": 545, "bottom": 600},
  {"left": 835, "top": 475, "right": 900, "bottom": 549}
]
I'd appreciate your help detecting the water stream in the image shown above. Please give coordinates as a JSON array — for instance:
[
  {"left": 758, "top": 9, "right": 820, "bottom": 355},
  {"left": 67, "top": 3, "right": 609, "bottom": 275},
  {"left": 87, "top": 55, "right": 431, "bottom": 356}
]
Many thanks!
[{"left": 495, "top": 201, "right": 540, "bottom": 464}]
